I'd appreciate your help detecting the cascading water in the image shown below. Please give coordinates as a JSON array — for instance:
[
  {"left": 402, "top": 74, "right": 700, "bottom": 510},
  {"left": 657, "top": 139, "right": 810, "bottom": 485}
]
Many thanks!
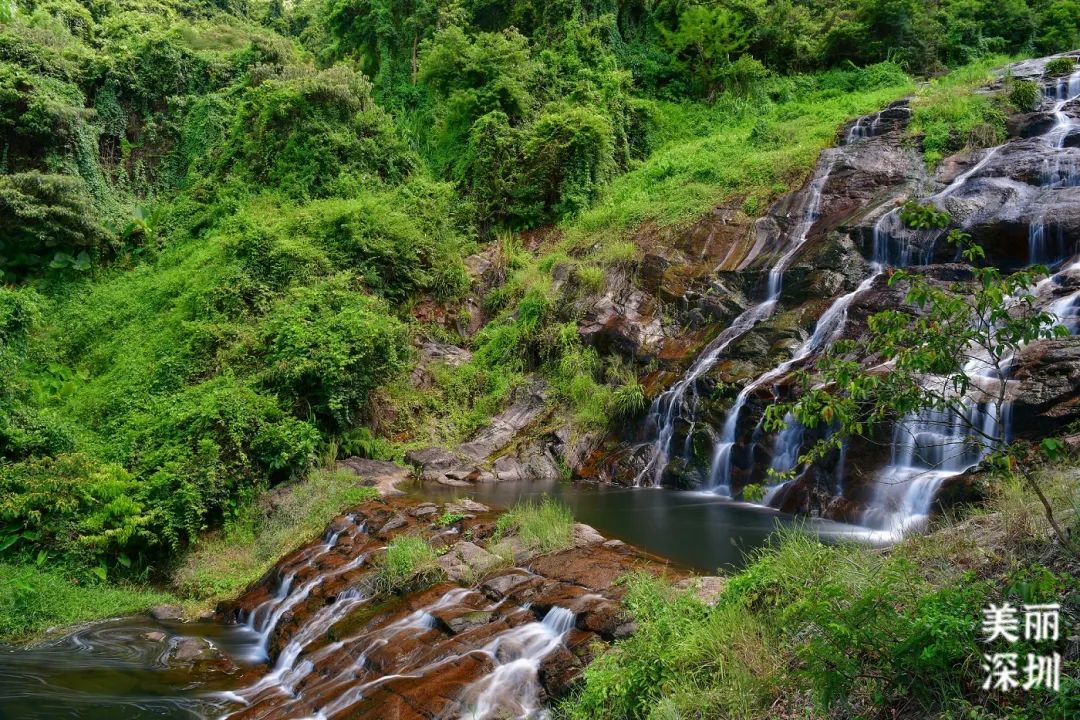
[
  {"left": 711, "top": 59, "right": 1080, "bottom": 530},
  {"left": 634, "top": 157, "right": 838, "bottom": 487},
  {"left": 865, "top": 63, "right": 1080, "bottom": 535},
  {"left": 708, "top": 269, "right": 883, "bottom": 495},
  {"left": 455, "top": 607, "right": 577, "bottom": 720}
]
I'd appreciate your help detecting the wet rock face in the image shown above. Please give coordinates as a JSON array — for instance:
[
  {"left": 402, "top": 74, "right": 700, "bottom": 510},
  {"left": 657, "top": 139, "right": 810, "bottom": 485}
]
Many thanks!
[
  {"left": 599, "top": 56, "right": 1080, "bottom": 524},
  {"left": 215, "top": 497, "right": 676, "bottom": 720},
  {"left": 1010, "top": 338, "right": 1080, "bottom": 428}
]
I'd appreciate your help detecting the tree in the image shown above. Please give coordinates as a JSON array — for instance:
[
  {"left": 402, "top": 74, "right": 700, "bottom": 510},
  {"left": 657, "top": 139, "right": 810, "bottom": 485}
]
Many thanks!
[
  {"left": 660, "top": 4, "right": 762, "bottom": 100},
  {"left": 767, "top": 226, "right": 1079, "bottom": 555}
]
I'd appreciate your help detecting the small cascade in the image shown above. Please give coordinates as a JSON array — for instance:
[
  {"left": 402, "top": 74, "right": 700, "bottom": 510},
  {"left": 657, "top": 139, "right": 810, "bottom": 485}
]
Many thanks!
[
  {"left": 1044, "top": 69, "right": 1080, "bottom": 186},
  {"left": 865, "top": 401, "right": 1012, "bottom": 538},
  {"left": 1028, "top": 219, "right": 1075, "bottom": 266},
  {"left": 634, "top": 156, "right": 837, "bottom": 486},
  {"left": 235, "top": 593, "right": 574, "bottom": 720},
  {"left": 707, "top": 271, "right": 881, "bottom": 494},
  {"left": 456, "top": 607, "right": 577, "bottom": 720},
  {"left": 844, "top": 111, "right": 882, "bottom": 144},
  {"left": 241, "top": 538, "right": 369, "bottom": 662}
]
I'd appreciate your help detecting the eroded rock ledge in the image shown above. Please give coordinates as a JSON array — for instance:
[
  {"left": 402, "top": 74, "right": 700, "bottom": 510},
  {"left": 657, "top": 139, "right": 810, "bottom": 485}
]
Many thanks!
[{"left": 214, "top": 495, "right": 683, "bottom": 719}]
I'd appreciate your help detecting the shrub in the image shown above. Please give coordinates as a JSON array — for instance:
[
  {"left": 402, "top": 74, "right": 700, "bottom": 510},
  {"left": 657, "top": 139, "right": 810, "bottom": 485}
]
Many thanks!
[
  {"left": 221, "top": 65, "right": 415, "bottom": 198},
  {"left": 495, "top": 497, "right": 574, "bottom": 553},
  {"left": 126, "top": 377, "right": 321, "bottom": 550},
  {"left": 256, "top": 277, "right": 411, "bottom": 430},
  {"left": 1008, "top": 78, "right": 1042, "bottom": 112},
  {"left": 522, "top": 104, "right": 616, "bottom": 221},
  {"left": 1044, "top": 56, "right": 1077, "bottom": 76},
  {"left": 0, "top": 454, "right": 158, "bottom": 567},
  {"left": 0, "top": 173, "right": 107, "bottom": 279},
  {"left": 376, "top": 535, "right": 441, "bottom": 593},
  {"left": 741, "top": 482, "right": 766, "bottom": 502},
  {"left": 899, "top": 200, "right": 950, "bottom": 229}
]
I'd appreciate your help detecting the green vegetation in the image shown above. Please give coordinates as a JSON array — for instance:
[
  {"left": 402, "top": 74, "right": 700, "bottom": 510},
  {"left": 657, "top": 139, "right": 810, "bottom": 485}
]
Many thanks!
[
  {"left": 0, "top": 563, "right": 177, "bottom": 640},
  {"left": 1045, "top": 55, "right": 1078, "bottom": 76},
  {"left": 560, "top": 469, "right": 1079, "bottom": 719},
  {"left": 436, "top": 511, "right": 466, "bottom": 527},
  {"left": 495, "top": 497, "right": 575, "bottom": 553},
  {"left": 906, "top": 58, "right": 1009, "bottom": 165},
  {"left": 376, "top": 534, "right": 441, "bottom": 593},
  {"left": 175, "top": 469, "right": 379, "bottom": 601},
  {"left": 1, "top": 0, "right": 1077, "bottom": 638},
  {"left": 1008, "top": 77, "right": 1043, "bottom": 112}
]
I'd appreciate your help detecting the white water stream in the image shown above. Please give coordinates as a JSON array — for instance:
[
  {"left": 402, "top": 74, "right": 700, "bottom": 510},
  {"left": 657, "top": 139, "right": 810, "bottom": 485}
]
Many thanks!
[{"left": 633, "top": 157, "right": 838, "bottom": 486}]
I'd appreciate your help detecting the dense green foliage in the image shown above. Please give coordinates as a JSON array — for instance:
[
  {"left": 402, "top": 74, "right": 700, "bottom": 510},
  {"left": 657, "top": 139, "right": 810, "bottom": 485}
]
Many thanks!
[{"left": 0, "top": 0, "right": 1076, "bottom": 593}]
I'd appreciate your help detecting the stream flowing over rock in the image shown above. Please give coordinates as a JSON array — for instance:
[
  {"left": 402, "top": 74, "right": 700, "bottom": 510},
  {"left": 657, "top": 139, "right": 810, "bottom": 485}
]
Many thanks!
[
  {"left": 208, "top": 497, "right": 674, "bottom": 720},
  {"left": 589, "top": 54, "right": 1080, "bottom": 537}
]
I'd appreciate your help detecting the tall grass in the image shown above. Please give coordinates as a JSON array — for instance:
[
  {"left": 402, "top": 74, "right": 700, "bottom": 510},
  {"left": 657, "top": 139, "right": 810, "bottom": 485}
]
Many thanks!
[
  {"left": 495, "top": 497, "right": 575, "bottom": 553},
  {"left": 0, "top": 564, "right": 176, "bottom": 642},
  {"left": 376, "top": 535, "right": 442, "bottom": 593}
]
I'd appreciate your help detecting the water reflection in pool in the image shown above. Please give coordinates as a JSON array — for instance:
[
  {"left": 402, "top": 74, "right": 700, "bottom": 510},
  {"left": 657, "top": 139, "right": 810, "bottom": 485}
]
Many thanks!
[
  {"left": 410, "top": 478, "right": 887, "bottom": 572},
  {"left": 0, "top": 615, "right": 258, "bottom": 719}
]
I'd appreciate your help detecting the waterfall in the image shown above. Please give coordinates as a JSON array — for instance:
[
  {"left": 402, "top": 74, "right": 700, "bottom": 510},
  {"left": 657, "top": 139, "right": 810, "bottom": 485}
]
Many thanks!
[
  {"left": 844, "top": 111, "right": 882, "bottom": 145},
  {"left": 1045, "top": 69, "right": 1080, "bottom": 187},
  {"left": 633, "top": 156, "right": 837, "bottom": 486},
  {"left": 707, "top": 269, "right": 882, "bottom": 495},
  {"left": 455, "top": 607, "right": 576, "bottom": 720}
]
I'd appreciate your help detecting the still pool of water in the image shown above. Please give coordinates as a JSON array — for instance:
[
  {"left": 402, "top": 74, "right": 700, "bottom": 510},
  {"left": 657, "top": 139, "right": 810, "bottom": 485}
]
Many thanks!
[
  {"left": 0, "top": 616, "right": 261, "bottom": 719},
  {"left": 410, "top": 478, "right": 888, "bottom": 572}
]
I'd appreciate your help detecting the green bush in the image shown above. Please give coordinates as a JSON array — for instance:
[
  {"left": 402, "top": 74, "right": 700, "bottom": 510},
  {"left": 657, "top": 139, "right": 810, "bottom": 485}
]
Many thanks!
[
  {"left": 256, "top": 277, "right": 411, "bottom": 430},
  {"left": 1008, "top": 78, "right": 1042, "bottom": 112},
  {"left": 221, "top": 65, "right": 415, "bottom": 198},
  {"left": 0, "top": 172, "right": 107, "bottom": 279},
  {"left": 522, "top": 103, "right": 616, "bottom": 221},
  {"left": 0, "top": 454, "right": 158, "bottom": 566},
  {"left": 1044, "top": 56, "right": 1078, "bottom": 76}
]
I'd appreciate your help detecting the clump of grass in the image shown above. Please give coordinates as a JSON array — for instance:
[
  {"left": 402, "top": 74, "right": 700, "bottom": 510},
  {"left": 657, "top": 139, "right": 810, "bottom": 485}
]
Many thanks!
[
  {"left": 376, "top": 535, "right": 442, "bottom": 593},
  {"left": 1045, "top": 56, "right": 1077, "bottom": 77},
  {"left": 0, "top": 564, "right": 177, "bottom": 642},
  {"left": 174, "top": 469, "right": 379, "bottom": 601},
  {"left": 1007, "top": 78, "right": 1042, "bottom": 113},
  {"left": 611, "top": 374, "right": 647, "bottom": 417},
  {"left": 574, "top": 264, "right": 606, "bottom": 293},
  {"left": 495, "top": 497, "right": 575, "bottom": 553},
  {"left": 907, "top": 57, "right": 1010, "bottom": 166}
]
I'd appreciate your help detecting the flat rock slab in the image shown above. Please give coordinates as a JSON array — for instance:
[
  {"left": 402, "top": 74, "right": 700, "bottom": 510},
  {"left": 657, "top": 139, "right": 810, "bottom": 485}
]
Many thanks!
[
  {"left": 437, "top": 541, "right": 503, "bottom": 582},
  {"left": 337, "top": 457, "right": 410, "bottom": 496}
]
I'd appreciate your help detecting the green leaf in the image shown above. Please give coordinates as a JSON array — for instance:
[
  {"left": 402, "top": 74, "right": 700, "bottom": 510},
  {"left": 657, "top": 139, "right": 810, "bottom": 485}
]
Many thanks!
[{"left": 91, "top": 565, "right": 107, "bottom": 581}]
